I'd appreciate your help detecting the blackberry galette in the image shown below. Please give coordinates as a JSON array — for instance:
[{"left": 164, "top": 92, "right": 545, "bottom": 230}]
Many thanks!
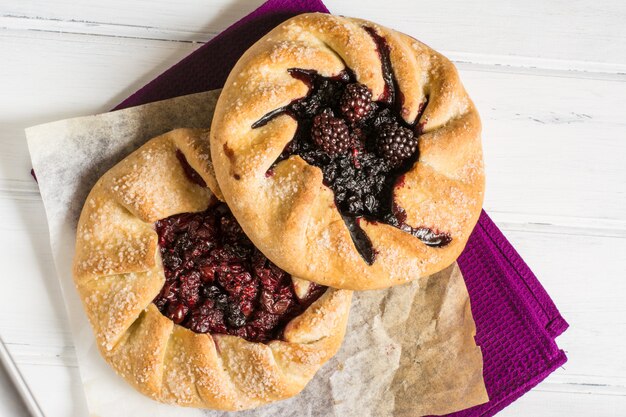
[
  {"left": 211, "top": 14, "right": 485, "bottom": 290},
  {"left": 73, "top": 129, "right": 352, "bottom": 410}
]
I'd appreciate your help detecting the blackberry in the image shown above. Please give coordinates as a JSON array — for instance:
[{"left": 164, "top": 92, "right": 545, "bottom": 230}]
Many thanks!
[
  {"left": 340, "top": 83, "right": 375, "bottom": 124},
  {"left": 311, "top": 109, "right": 351, "bottom": 155},
  {"left": 376, "top": 122, "right": 418, "bottom": 167}
]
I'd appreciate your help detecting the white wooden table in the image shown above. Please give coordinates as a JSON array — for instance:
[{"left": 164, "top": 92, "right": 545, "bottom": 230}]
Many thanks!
[{"left": 1, "top": 1, "right": 625, "bottom": 416}]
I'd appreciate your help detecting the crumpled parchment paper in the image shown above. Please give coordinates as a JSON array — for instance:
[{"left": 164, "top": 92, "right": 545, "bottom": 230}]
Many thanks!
[{"left": 25, "top": 90, "right": 488, "bottom": 417}]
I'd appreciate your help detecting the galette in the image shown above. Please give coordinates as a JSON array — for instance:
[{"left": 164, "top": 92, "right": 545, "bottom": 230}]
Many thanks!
[
  {"left": 210, "top": 13, "right": 484, "bottom": 290},
  {"left": 73, "top": 128, "right": 352, "bottom": 410}
]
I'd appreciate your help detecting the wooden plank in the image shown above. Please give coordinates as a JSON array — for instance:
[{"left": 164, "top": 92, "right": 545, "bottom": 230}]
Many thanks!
[
  {"left": 0, "top": 363, "right": 30, "bottom": 417},
  {"left": 501, "top": 229, "right": 626, "bottom": 386},
  {"left": 0, "top": 197, "right": 72, "bottom": 353},
  {"left": 0, "top": 30, "right": 198, "bottom": 196},
  {"left": 17, "top": 362, "right": 87, "bottom": 416},
  {"left": 2, "top": 0, "right": 626, "bottom": 72},
  {"left": 499, "top": 387, "right": 626, "bottom": 417},
  {"left": 459, "top": 66, "right": 626, "bottom": 224}
]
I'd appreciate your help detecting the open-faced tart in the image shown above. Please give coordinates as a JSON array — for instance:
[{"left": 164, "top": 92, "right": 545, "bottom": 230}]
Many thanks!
[
  {"left": 211, "top": 14, "right": 485, "bottom": 290},
  {"left": 73, "top": 128, "right": 352, "bottom": 410}
]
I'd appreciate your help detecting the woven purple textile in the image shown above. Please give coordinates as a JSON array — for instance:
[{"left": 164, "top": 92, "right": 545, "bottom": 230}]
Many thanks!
[{"left": 114, "top": 1, "right": 568, "bottom": 415}]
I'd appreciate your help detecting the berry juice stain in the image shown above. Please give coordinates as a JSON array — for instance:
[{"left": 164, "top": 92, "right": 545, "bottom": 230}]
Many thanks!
[{"left": 252, "top": 27, "right": 450, "bottom": 264}]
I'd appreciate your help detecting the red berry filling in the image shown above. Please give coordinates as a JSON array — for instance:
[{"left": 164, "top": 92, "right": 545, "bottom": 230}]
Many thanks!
[
  {"left": 252, "top": 27, "right": 450, "bottom": 264},
  {"left": 154, "top": 153, "right": 326, "bottom": 342}
]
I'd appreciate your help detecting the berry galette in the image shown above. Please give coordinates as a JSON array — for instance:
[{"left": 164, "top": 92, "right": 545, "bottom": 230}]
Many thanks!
[
  {"left": 73, "top": 128, "right": 352, "bottom": 410},
  {"left": 210, "top": 13, "right": 485, "bottom": 290}
]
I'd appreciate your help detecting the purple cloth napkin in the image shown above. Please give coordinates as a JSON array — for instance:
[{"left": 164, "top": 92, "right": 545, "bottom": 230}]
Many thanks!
[{"left": 114, "top": 1, "right": 568, "bottom": 415}]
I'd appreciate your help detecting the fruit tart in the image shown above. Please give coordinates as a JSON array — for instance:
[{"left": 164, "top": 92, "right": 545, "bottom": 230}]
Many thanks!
[
  {"left": 211, "top": 13, "right": 485, "bottom": 290},
  {"left": 73, "top": 128, "right": 352, "bottom": 410}
]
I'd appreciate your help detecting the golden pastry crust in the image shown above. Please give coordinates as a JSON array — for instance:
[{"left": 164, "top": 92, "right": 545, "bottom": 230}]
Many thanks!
[
  {"left": 210, "top": 13, "right": 485, "bottom": 290},
  {"left": 73, "top": 128, "right": 352, "bottom": 410}
]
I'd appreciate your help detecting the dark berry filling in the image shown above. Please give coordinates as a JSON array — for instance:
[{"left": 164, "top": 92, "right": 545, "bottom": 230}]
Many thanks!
[
  {"left": 252, "top": 27, "right": 450, "bottom": 264},
  {"left": 153, "top": 154, "right": 326, "bottom": 343}
]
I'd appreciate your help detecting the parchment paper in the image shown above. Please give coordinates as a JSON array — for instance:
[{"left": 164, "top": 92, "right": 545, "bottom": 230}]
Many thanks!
[{"left": 25, "top": 91, "right": 488, "bottom": 417}]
